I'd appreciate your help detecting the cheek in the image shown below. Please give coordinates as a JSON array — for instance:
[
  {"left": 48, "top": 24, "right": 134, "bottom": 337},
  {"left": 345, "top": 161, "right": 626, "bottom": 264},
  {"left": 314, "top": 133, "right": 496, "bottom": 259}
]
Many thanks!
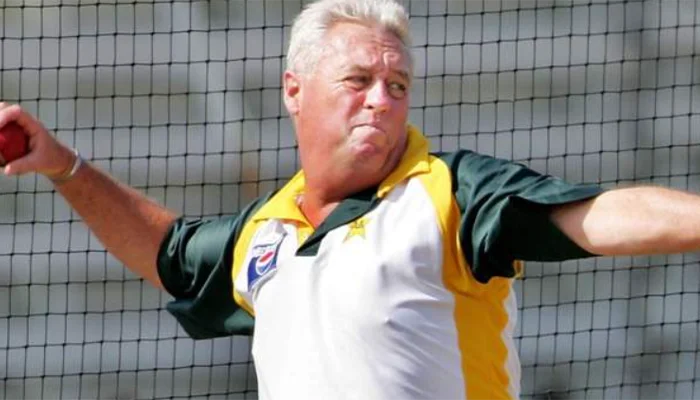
[
  {"left": 344, "top": 93, "right": 367, "bottom": 114},
  {"left": 316, "top": 89, "right": 361, "bottom": 121},
  {"left": 387, "top": 101, "right": 409, "bottom": 139},
  {"left": 389, "top": 99, "right": 409, "bottom": 122}
]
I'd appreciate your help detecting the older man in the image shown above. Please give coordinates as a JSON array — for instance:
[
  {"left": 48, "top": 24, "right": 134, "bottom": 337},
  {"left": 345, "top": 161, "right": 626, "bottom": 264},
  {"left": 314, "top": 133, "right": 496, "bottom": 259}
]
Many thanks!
[{"left": 2, "top": 0, "right": 700, "bottom": 399}]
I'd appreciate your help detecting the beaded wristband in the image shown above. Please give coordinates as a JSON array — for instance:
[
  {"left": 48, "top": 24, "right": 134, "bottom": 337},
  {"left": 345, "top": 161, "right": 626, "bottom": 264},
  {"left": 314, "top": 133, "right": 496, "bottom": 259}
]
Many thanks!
[{"left": 50, "top": 148, "right": 83, "bottom": 184}]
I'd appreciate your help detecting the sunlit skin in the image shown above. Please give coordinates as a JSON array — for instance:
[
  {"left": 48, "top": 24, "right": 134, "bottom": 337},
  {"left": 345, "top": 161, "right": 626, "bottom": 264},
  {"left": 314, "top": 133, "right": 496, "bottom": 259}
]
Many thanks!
[{"left": 283, "top": 22, "right": 411, "bottom": 225}]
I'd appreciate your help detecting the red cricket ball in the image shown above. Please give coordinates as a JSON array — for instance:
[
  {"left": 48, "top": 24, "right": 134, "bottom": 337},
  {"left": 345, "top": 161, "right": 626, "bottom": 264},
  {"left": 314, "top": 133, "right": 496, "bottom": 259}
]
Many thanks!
[{"left": 0, "top": 122, "right": 29, "bottom": 166}]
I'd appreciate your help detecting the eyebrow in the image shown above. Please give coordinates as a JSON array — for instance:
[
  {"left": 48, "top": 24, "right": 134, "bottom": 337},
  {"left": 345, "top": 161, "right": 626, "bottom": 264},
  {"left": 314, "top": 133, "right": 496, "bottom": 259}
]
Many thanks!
[
  {"left": 345, "top": 65, "right": 412, "bottom": 83},
  {"left": 394, "top": 70, "right": 412, "bottom": 83}
]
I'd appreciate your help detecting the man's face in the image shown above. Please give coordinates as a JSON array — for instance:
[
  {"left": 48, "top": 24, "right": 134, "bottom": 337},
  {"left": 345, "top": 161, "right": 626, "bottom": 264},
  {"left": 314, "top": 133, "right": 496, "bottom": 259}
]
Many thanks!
[{"left": 285, "top": 22, "right": 411, "bottom": 185}]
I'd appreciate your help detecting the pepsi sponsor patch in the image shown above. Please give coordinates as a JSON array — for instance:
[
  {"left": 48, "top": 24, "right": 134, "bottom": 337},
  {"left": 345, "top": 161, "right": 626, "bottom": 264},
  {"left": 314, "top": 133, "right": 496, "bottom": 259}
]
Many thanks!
[{"left": 247, "top": 233, "right": 286, "bottom": 291}]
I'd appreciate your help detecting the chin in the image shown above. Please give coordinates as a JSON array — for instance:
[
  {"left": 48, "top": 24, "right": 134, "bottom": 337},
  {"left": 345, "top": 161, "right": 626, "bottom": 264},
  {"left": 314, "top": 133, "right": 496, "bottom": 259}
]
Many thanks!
[
  {"left": 352, "top": 143, "right": 386, "bottom": 162},
  {"left": 355, "top": 148, "right": 402, "bottom": 177}
]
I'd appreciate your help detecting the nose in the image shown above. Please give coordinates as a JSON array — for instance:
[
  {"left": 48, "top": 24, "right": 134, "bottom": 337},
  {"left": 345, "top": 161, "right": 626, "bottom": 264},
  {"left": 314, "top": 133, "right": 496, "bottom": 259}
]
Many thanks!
[{"left": 364, "top": 80, "right": 391, "bottom": 114}]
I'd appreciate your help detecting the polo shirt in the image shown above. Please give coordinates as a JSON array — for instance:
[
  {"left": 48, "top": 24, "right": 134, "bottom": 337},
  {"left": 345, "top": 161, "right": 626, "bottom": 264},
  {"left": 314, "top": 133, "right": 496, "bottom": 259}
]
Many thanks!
[{"left": 157, "top": 126, "right": 603, "bottom": 399}]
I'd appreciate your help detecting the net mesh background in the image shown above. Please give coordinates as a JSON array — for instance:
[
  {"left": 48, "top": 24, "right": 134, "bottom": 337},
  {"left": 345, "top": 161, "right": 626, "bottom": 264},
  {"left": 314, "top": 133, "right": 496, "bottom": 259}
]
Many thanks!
[{"left": 1, "top": 0, "right": 700, "bottom": 398}]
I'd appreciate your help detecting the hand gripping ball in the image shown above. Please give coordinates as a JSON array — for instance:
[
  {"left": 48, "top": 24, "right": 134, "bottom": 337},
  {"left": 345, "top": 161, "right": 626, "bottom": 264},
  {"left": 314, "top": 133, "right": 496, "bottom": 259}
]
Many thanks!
[{"left": 0, "top": 122, "right": 29, "bottom": 166}]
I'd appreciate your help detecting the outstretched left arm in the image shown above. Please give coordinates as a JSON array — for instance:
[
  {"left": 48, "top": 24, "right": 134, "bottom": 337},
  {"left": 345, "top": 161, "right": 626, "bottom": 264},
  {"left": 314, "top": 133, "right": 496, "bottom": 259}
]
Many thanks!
[{"left": 551, "top": 186, "right": 700, "bottom": 256}]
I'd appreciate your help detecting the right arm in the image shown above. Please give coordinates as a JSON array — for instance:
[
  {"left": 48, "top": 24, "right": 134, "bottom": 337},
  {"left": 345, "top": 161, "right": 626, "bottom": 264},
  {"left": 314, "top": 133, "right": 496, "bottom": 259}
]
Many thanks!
[
  {"left": 0, "top": 103, "right": 177, "bottom": 288},
  {"left": 53, "top": 162, "right": 177, "bottom": 288}
]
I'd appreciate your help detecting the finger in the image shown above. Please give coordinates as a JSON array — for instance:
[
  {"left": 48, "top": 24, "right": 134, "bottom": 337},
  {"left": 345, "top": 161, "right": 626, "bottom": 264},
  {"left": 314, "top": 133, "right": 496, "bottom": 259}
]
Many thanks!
[
  {"left": 4, "top": 151, "right": 36, "bottom": 176},
  {"left": 0, "top": 105, "right": 46, "bottom": 138},
  {"left": 0, "top": 104, "right": 22, "bottom": 129}
]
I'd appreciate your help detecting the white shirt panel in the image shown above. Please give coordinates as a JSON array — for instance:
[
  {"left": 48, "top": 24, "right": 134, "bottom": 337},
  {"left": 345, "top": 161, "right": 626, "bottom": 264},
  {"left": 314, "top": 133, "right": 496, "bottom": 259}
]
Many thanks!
[{"left": 243, "top": 178, "right": 466, "bottom": 400}]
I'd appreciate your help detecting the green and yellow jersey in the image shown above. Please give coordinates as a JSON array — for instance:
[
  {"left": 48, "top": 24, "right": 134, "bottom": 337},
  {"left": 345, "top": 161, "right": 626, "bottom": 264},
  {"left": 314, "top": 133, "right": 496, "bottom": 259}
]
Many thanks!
[{"left": 157, "top": 126, "right": 603, "bottom": 399}]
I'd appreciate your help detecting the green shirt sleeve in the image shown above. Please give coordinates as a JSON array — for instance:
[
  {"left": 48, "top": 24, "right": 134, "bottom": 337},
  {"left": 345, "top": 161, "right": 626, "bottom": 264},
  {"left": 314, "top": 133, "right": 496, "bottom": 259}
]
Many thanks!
[
  {"left": 439, "top": 150, "right": 605, "bottom": 283},
  {"left": 156, "top": 194, "right": 272, "bottom": 339}
]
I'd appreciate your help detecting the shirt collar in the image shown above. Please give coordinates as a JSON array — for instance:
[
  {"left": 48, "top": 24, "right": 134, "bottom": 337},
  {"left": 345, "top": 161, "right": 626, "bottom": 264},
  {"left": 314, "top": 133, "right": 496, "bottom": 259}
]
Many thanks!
[
  {"left": 252, "top": 124, "right": 430, "bottom": 223},
  {"left": 376, "top": 124, "right": 430, "bottom": 198}
]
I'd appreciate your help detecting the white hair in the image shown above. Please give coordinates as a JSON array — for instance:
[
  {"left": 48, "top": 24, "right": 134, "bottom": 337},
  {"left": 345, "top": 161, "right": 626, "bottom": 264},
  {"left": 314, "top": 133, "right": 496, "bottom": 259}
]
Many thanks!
[{"left": 286, "top": 0, "right": 413, "bottom": 76}]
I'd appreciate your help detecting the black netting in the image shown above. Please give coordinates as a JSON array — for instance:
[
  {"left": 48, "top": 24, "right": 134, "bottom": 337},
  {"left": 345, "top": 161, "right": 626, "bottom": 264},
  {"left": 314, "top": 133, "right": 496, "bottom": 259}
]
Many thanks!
[{"left": 1, "top": 1, "right": 700, "bottom": 398}]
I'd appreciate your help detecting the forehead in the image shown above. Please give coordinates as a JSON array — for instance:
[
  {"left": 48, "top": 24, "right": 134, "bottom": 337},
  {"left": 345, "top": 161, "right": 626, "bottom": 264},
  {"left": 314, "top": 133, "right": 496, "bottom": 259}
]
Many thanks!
[{"left": 320, "top": 22, "right": 410, "bottom": 72}]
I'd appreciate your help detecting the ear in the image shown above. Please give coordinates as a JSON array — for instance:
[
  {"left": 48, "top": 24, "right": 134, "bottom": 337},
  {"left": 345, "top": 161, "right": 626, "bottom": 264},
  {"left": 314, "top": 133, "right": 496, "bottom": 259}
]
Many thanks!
[{"left": 283, "top": 71, "right": 302, "bottom": 116}]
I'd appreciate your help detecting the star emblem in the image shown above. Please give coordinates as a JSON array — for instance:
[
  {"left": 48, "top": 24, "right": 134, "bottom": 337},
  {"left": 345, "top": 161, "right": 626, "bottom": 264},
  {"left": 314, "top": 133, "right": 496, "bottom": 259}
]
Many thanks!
[{"left": 343, "top": 217, "right": 369, "bottom": 242}]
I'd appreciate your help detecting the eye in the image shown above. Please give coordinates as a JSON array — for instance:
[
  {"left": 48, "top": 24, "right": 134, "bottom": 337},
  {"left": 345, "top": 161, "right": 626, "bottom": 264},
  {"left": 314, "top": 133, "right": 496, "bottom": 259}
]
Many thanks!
[
  {"left": 388, "top": 81, "right": 408, "bottom": 99},
  {"left": 345, "top": 75, "right": 371, "bottom": 89}
]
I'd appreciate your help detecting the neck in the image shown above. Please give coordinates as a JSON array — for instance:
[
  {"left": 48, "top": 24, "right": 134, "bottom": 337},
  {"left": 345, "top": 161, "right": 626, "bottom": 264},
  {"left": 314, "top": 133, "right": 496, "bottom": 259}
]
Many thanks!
[
  {"left": 299, "top": 170, "right": 380, "bottom": 227},
  {"left": 298, "top": 139, "right": 407, "bottom": 226},
  {"left": 297, "top": 192, "right": 339, "bottom": 228}
]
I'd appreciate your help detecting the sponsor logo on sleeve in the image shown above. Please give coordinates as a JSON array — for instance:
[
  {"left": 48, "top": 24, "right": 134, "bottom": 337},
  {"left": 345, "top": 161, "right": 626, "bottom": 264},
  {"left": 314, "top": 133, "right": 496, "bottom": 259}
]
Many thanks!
[{"left": 247, "top": 233, "right": 286, "bottom": 291}]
